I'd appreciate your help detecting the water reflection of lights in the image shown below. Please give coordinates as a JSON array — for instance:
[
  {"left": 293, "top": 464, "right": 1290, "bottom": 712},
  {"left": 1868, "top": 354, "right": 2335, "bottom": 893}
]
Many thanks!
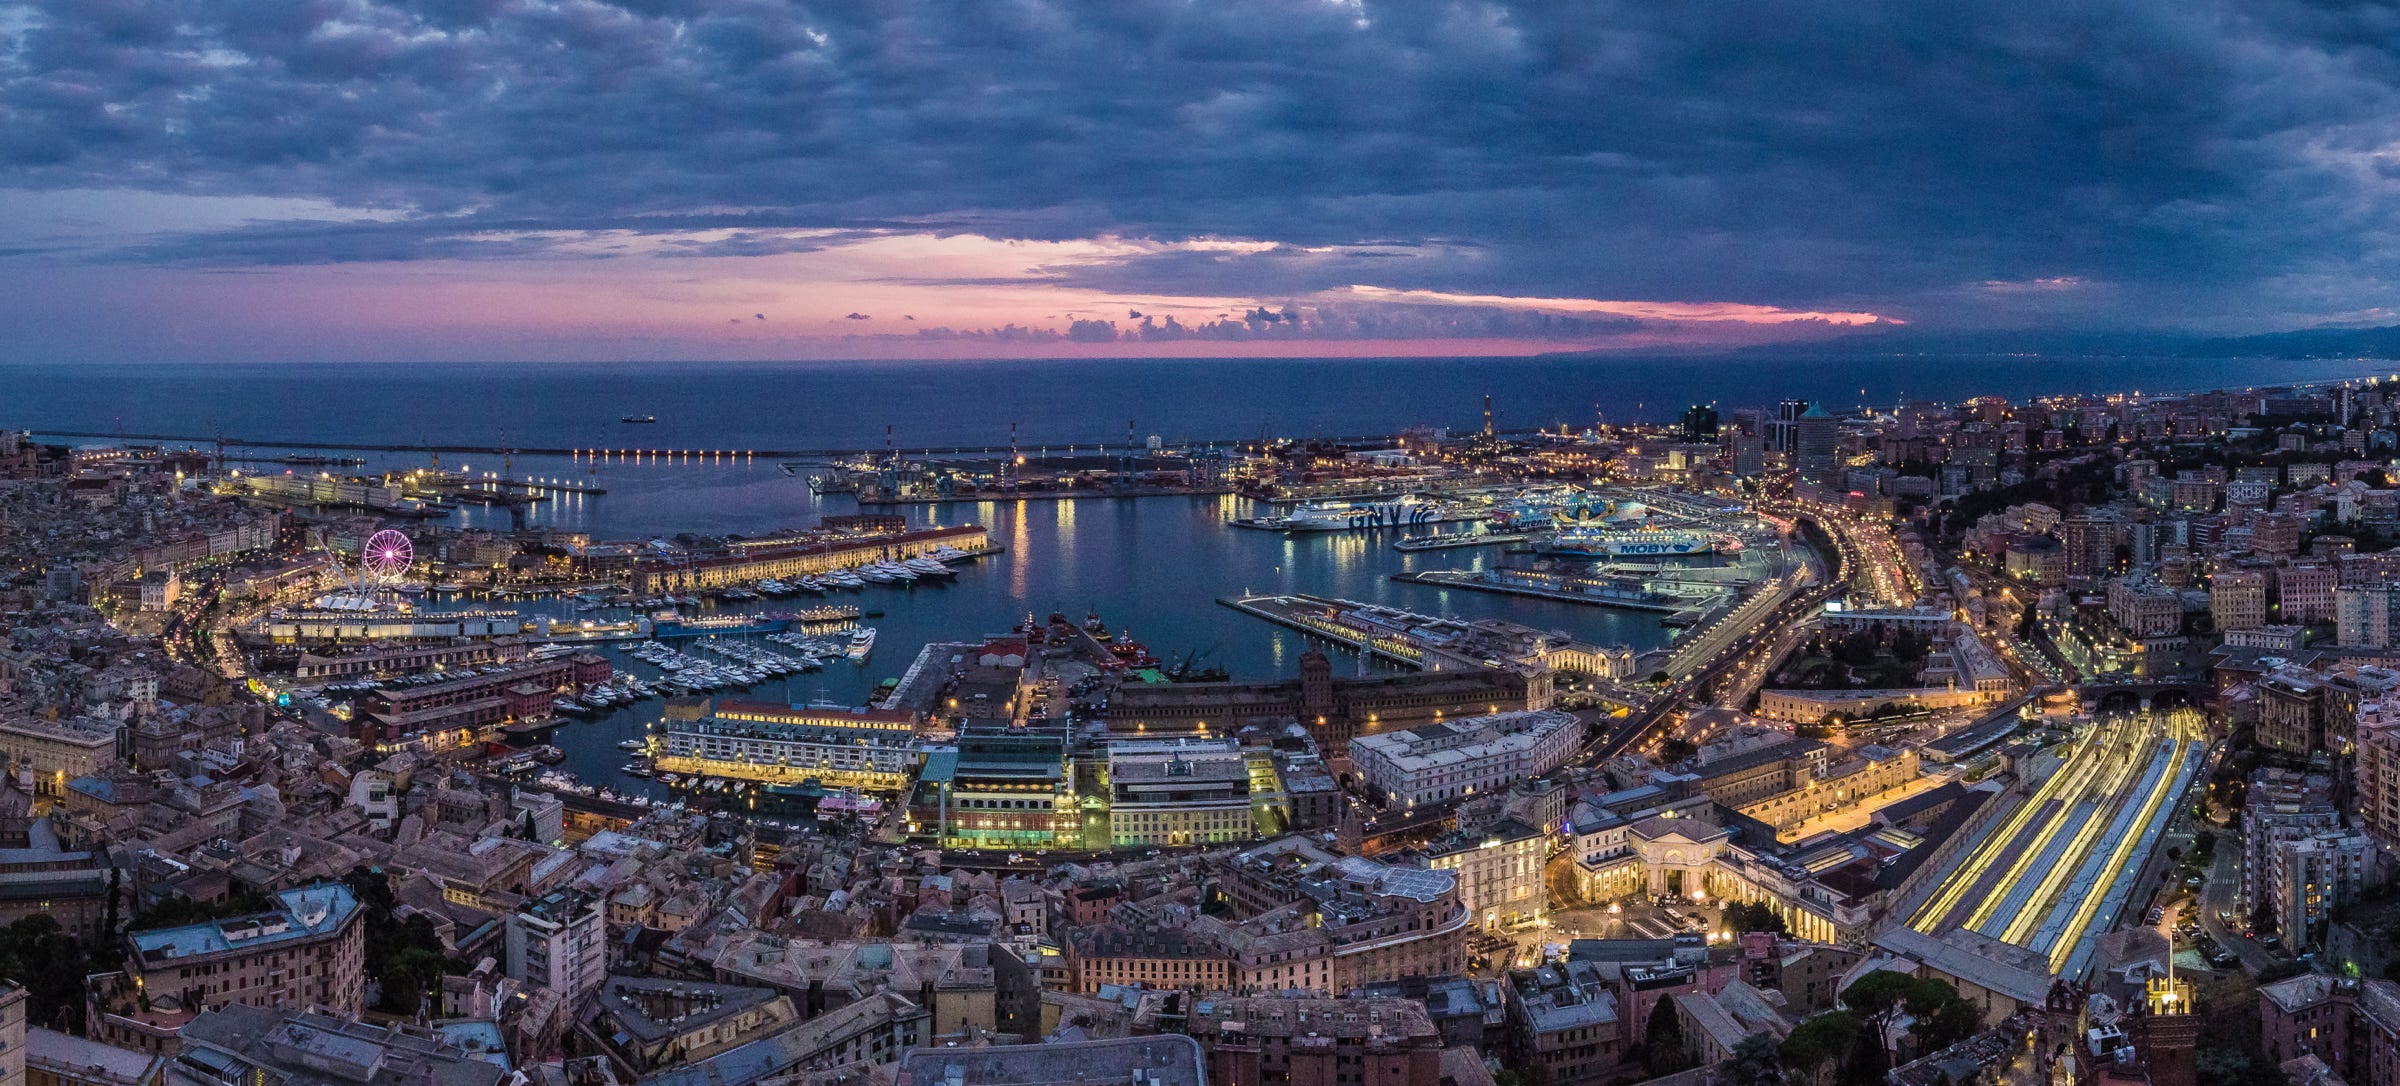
[
  {"left": 1324, "top": 531, "right": 1371, "bottom": 571},
  {"left": 1009, "top": 501, "right": 1032, "bottom": 598}
]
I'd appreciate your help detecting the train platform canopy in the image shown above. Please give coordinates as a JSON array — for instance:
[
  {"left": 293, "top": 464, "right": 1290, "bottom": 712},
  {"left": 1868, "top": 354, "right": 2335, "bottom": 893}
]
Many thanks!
[{"left": 1869, "top": 926, "right": 2051, "bottom": 1009}]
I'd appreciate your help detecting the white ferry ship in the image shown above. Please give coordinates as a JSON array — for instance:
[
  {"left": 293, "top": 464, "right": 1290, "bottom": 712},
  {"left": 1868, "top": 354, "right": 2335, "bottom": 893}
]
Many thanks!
[
  {"left": 1538, "top": 527, "right": 1730, "bottom": 558},
  {"left": 1283, "top": 494, "right": 1462, "bottom": 532}
]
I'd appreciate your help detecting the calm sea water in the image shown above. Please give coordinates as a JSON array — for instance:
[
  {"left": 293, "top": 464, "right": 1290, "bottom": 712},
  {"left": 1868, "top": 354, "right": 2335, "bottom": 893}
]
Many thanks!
[
  {"left": 7, "top": 354, "right": 2390, "bottom": 452},
  {"left": 10, "top": 354, "right": 2386, "bottom": 795}
]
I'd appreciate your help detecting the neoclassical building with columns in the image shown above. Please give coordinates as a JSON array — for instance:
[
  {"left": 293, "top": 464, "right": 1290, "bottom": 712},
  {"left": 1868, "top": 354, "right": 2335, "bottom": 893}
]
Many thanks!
[{"left": 1573, "top": 810, "right": 1888, "bottom": 946}]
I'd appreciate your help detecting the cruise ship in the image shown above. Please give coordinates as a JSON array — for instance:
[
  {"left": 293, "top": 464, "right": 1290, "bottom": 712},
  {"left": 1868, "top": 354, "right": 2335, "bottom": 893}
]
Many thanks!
[{"left": 1537, "top": 527, "right": 1729, "bottom": 558}]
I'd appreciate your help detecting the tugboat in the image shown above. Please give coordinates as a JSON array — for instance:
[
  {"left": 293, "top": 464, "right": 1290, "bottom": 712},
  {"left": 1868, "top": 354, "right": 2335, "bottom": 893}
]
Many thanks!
[{"left": 1108, "top": 633, "right": 1160, "bottom": 670}]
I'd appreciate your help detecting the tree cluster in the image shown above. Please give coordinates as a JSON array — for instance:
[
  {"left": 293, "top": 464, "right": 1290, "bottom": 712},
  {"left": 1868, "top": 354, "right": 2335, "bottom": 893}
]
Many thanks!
[
  {"left": 1843, "top": 971, "right": 1981, "bottom": 1062},
  {"left": 1641, "top": 971, "right": 1987, "bottom": 1086},
  {"left": 2191, "top": 974, "right": 2288, "bottom": 1086},
  {"left": 342, "top": 866, "right": 464, "bottom": 1017},
  {"left": 1778, "top": 1010, "right": 1883, "bottom": 1086},
  {"left": 1722, "top": 900, "right": 1788, "bottom": 936},
  {"left": 0, "top": 915, "right": 107, "bottom": 1033}
]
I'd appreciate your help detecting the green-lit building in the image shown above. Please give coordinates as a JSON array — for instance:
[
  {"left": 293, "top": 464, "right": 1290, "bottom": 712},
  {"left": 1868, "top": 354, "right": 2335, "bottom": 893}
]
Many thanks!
[
  {"left": 914, "top": 722, "right": 1101, "bottom": 850},
  {"left": 911, "top": 727, "right": 1325, "bottom": 851}
]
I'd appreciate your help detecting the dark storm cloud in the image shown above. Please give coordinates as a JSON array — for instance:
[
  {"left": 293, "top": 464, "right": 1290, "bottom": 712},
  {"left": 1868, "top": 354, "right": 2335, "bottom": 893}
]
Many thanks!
[
  {"left": 112, "top": 214, "right": 887, "bottom": 265},
  {"left": 6, "top": 0, "right": 2400, "bottom": 328}
]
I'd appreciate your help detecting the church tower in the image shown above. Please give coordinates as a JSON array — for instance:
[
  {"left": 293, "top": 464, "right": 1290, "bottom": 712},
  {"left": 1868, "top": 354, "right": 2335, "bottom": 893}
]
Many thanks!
[
  {"left": 1299, "top": 649, "right": 1340, "bottom": 742},
  {"left": 2134, "top": 973, "right": 2198, "bottom": 1086}
]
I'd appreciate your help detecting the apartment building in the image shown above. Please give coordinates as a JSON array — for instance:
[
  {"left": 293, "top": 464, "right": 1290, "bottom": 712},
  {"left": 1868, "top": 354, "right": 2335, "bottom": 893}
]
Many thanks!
[
  {"left": 90, "top": 883, "right": 365, "bottom": 1053},
  {"left": 0, "top": 717, "right": 120, "bottom": 798},
  {"left": 1349, "top": 710, "right": 1580, "bottom": 807},
  {"left": 505, "top": 889, "right": 607, "bottom": 1006}
]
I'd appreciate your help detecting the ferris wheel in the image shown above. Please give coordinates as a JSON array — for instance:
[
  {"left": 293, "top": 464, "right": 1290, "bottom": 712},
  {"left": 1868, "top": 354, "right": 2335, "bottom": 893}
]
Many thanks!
[{"left": 361, "top": 529, "right": 415, "bottom": 583}]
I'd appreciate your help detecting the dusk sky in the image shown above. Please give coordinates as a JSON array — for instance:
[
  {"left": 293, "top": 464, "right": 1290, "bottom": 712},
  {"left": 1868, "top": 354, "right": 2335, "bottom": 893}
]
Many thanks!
[{"left": 6, "top": 1, "right": 2400, "bottom": 362}]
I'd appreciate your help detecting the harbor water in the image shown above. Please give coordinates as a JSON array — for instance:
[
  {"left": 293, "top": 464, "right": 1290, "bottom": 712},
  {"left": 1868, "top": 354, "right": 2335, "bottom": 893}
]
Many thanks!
[
  {"left": 428, "top": 475, "right": 1681, "bottom": 798},
  {"left": 13, "top": 354, "right": 2392, "bottom": 797}
]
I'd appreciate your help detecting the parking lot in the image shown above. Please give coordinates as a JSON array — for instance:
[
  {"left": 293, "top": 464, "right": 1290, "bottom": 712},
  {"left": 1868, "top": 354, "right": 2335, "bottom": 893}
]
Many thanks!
[{"left": 2156, "top": 897, "right": 2246, "bottom": 972}]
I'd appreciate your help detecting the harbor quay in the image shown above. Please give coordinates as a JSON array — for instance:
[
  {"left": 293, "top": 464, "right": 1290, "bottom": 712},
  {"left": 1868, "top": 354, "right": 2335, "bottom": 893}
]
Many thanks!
[
  {"left": 12, "top": 374, "right": 2400, "bottom": 1086},
  {"left": 625, "top": 524, "right": 993, "bottom": 595},
  {"left": 1217, "top": 592, "right": 1640, "bottom": 682}
]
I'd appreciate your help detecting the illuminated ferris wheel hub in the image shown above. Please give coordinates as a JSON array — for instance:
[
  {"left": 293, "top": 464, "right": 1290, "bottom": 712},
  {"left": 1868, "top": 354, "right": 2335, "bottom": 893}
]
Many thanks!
[{"left": 362, "top": 529, "right": 414, "bottom": 583}]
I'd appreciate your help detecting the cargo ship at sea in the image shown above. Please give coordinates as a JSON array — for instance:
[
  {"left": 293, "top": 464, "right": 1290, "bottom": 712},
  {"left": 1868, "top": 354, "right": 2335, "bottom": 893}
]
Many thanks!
[{"left": 1536, "top": 526, "right": 1731, "bottom": 558}]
